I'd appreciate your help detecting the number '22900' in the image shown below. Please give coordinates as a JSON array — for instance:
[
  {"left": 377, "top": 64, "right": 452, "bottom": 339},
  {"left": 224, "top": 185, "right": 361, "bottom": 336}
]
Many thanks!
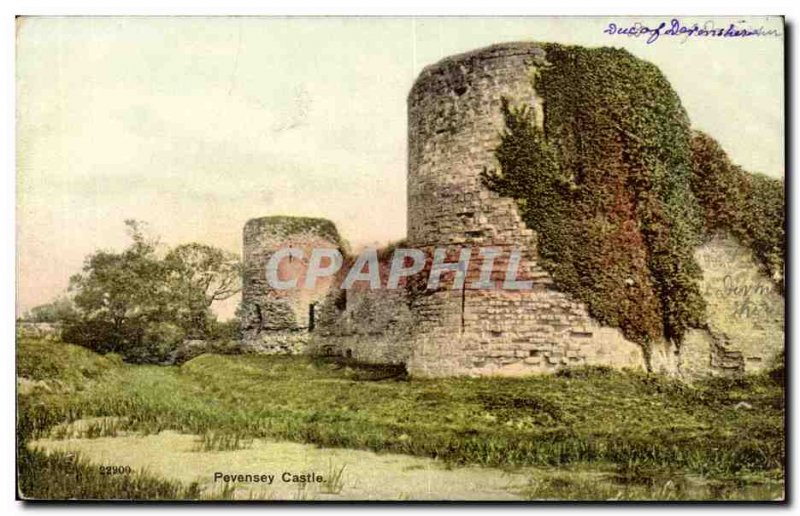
[{"left": 99, "top": 465, "right": 132, "bottom": 475}]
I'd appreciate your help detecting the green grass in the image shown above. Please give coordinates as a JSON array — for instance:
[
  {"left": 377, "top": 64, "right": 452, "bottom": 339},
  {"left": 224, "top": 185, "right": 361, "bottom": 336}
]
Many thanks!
[
  {"left": 519, "top": 465, "right": 780, "bottom": 501},
  {"left": 194, "top": 431, "right": 254, "bottom": 452},
  {"left": 17, "top": 446, "right": 202, "bottom": 500},
  {"left": 320, "top": 460, "right": 347, "bottom": 495},
  {"left": 16, "top": 338, "right": 120, "bottom": 387},
  {"left": 17, "top": 339, "right": 784, "bottom": 500}
]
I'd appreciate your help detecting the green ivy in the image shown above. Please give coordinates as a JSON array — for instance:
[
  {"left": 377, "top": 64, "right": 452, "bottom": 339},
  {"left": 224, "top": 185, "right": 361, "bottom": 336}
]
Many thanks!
[
  {"left": 690, "top": 131, "right": 785, "bottom": 291},
  {"left": 484, "top": 44, "right": 708, "bottom": 353}
]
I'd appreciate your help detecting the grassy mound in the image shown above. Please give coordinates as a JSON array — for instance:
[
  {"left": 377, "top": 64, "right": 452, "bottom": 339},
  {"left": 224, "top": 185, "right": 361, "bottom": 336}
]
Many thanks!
[{"left": 16, "top": 338, "right": 121, "bottom": 386}]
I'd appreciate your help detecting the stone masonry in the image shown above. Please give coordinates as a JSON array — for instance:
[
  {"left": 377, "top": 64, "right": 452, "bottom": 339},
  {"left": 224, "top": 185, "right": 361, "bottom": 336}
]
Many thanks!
[
  {"left": 309, "top": 250, "right": 414, "bottom": 365},
  {"left": 248, "top": 42, "right": 783, "bottom": 379},
  {"left": 241, "top": 216, "right": 342, "bottom": 353},
  {"left": 404, "top": 43, "right": 644, "bottom": 377}
]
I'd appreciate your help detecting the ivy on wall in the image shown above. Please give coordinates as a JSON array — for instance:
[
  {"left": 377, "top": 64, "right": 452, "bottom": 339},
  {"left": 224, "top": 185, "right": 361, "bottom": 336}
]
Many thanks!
[
  {"left": 690, "top": 131, "right": 785, "bottom": 291},
  {"left": 483, "top": 44, "right": 708, "bottom": 353}
]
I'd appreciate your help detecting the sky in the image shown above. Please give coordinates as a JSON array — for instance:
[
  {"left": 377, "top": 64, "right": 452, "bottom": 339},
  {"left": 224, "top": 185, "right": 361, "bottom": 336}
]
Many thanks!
[{"left": 16, "top": 16, "right": 784, "bottom": 319}]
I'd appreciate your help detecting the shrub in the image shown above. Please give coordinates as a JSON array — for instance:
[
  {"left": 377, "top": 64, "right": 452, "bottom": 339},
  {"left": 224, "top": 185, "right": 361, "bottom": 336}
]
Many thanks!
[
  {"left": 22, "top": 297, "right": 77, "bottom": 323},
  {"left": 62, "top": 318, "right": 123, "bottom": 355},
  {"left": 136, "top": 322, "right": 187, "bottom": 364},
  {"left": 205, "top": 319, "right": 241, "bottom": 341}
]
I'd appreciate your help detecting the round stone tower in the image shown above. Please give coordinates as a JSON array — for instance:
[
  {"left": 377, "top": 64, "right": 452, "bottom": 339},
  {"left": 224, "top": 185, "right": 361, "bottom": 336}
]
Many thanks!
[
  {"left": 241, "top": 216, "right": 342, "bottom": 353},
  {"left": 407, "top": 42, "right": 547, "bottom": 248},
  {"left": 405, "top": 42, "right": 645, "bottom": 376}
]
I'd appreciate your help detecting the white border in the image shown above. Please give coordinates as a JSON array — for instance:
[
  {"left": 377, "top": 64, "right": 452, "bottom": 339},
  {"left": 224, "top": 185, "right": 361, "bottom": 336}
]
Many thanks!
[{"left": 3, "top": 1, "right": 796, "bottom": 514}]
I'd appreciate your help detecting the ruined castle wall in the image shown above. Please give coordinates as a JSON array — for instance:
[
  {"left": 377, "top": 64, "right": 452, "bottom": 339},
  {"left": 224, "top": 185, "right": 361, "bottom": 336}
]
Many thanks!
[
  {"left": 310, "top": 254, "right": 413, "bottom": 365},
  {"left": 406, "top": 43, "right": 645, "bottom": 377},
  {"left": 241, "top": 216, "right": 341, "bottom": 353},
  {"left": 680, "top": 233, "right": 784, "bottom": 379},
  {"left": 272, "top": 42, "right": 782, "bottom": 379}
]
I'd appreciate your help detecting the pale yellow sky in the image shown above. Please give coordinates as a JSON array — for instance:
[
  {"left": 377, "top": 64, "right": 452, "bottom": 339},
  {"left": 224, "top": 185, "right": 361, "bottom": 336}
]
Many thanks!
[{"left": 16, "top": 16, "right": 784, "bottom": 318}]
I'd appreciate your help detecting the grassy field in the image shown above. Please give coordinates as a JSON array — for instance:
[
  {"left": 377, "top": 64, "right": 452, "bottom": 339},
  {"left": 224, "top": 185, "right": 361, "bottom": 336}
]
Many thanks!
[{"left": 17, "top": 338, "right": 785, "bottom": 500}]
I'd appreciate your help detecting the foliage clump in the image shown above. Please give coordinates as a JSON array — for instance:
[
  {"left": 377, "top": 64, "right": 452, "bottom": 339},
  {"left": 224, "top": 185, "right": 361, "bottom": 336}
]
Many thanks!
[
  {"left": 484, "top": 44, "right": 706, "bottom": 352},
  {"left": 689, "top": 131, "right": 785, "bottom": 289},
  {"left": 60, "top": 220, "right": 242, "bottom": 363},
  {"left": 21, "top": 297, "right": 77, "bottom": 324}
]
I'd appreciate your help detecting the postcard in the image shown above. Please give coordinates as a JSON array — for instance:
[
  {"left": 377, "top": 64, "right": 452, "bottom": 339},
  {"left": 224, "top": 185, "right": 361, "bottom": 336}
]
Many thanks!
[{"left": 15, "top": 15, "right": 785, "bottom": 502}]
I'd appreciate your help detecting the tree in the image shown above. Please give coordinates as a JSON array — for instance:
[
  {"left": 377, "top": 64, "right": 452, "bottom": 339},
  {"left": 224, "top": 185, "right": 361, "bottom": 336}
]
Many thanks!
[
  {"left": 164, "top": 243, "right": 241, "bottom": 306},
  {"left": 63, "top": 220, "right": 242, "bottom": 362},
  {"left": 65, "top": 220, "right": 175, "bottom": 358},
  {"left": 164, "top": 243, "right": 241, "bottom": 336}
]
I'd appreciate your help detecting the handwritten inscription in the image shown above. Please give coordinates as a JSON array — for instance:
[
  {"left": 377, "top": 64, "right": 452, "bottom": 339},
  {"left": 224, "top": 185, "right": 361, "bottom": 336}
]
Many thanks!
[
  {"left": 603, "top": 19, "right": 782, "bottom": 45},
  {"left": 704, "top": 275, "right": 776, "bottom": 320}
]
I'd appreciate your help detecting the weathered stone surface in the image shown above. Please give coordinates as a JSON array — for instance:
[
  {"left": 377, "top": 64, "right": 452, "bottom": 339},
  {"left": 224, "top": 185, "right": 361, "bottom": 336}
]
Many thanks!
[
  {"left": 241, "top": 331, "right": 310, "bottom": 355},
  {"left": 680, "top": 233, "right": 784, "bottom": 379},
  {"left": 404, "top": 43, "right": 646, "bottom": 377},
  {"left": 250, "top": 42, "right": 783, "bottom": 381},
  {"left": 241, "top": 216, "right": 341, "bottom": 353},
  {"left": 308, "top": 251, "right": 414, "bottom": 366}
]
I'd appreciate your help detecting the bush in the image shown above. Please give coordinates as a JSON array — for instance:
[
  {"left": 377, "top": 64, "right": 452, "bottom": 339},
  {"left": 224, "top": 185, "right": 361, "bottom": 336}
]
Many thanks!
[
  {"left": 205, "top": 319, "right": 241, "bottom": 341},
  {"left": 22, "top": 297, "right": 77, "bottom": 323},
  {"left": 62, "top": 319, "right": 123, "bottom": 355},
  {"left": 63, "top": 319, "right": 188, "bottom": 364},
  {"left": 136, "top": 322, "right": 187, "bottom": 364}
]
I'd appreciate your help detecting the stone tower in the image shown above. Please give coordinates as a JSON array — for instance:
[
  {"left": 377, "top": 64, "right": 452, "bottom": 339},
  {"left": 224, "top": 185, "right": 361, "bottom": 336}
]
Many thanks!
[
  {"left": 258, "top": 42, "right": 782, "bottom": 379},
  {"left": 241, "top": 216, "right": 342, "bottom": 353},
  {"left": 405, "top": 43, "right": 644, "bottom": 376}
]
